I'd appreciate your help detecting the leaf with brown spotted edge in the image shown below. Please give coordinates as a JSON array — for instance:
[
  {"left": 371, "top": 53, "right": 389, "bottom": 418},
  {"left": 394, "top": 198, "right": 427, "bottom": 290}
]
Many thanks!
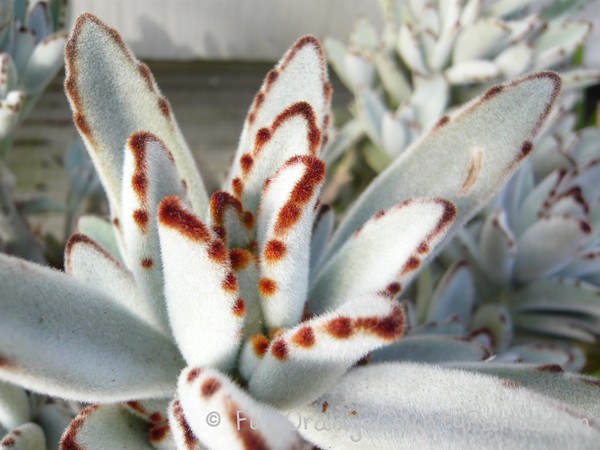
[
  {"left": 248, "top": 294, "right": 404, "bottom": 408},
  {"left": 309, "top": 198, "right": 456, "bottom": 315},
  {"left": 64, "top": 13, "right": 208, "bottom": 215},
  {"left": 120, "top": 131, "right": 187, "bottom": 332},
  {"left": 323, "top": 72, "right": 562, "bottom": 264},
  {"left": 257, "top": 155, "right": 326, "bottom": 328},
  {"left": 293, "top": 362, "right": 600, "bottom": 449},
  {"left": 178, "top": 367, "right": 301, "bottom": 450},
  {"left": 60, "top": 405, "right": 150, "bottom": 450},
  {"left": 0, "top": 422, "right": 45, "bottom": 450},
  {"left": 0, "top": 253, "right": 184, "bottom": 402},
  {"left": 157, "top": 196, "right": 244, "bottom": 371},
  {"left": 226, "top": 35, "right": 332, "bottom": 214}
]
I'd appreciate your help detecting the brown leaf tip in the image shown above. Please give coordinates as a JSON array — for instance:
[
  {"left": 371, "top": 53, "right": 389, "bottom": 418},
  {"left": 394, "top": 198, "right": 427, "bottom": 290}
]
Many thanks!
[
  {"left": 251, "top": 334, "right": 270, "bottom": 357},
  {"left": 271, "top": 339, "right": 288, "bottom": 360},
  {"left": 65, "top": 233, "right": 119, "bottom": 273},
  {"left": 187, "top": 367, "right": 202, "bottom": 384},
  {"left": 201, "top": 378, "right": 222, "bottom": 399},
  {"left": 210, "top": 191, "right": 243, "bottom": 225},
  {"left": 258, "top": 277, "right": 277, "bottom": 296},
  {"left": 158, "top": 196, "right": 210, "bottom": 242},
  {"left": 292, "top": 326, "right": 316, "bottom": 348},
  {"left": 148, "top": 424, "right": 170, "bottom": 443},
  {"left": 141, "top": 258, "right": 154, "bottom": 269},
  {"left": 264, "top": 239, "right": 287, "bottom": 262}
]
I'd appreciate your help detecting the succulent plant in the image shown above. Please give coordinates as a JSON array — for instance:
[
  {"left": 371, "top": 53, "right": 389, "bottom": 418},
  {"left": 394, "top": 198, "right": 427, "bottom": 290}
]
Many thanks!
[
  {"left": 1, "top": 12, "right": 600, "bottom": 449},
  {"left": 324, "top": 0, "right": 599, "bottom": 172},
  {"left": 0, "top": 0, "right": 69, "bottom": 262},
  {"left": 0, "top": 381, "right": 77, "bottom": 449}
]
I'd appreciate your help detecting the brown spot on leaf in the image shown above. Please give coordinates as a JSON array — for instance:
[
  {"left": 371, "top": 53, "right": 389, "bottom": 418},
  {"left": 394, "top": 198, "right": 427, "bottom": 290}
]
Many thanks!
[
  {"left": 258, "top": 277, "right": 277, "bottom": 296},
  {"left": 225, "top": 399, "right": 271, "bottom": 450},
  {"left": 271, "top": 339, "right": 288, "bottom": 360},
  {"left": 112, "top": 217, "right": 120, "bottom": 229},
  {"left": 158, "top": 97, "right": 171, "bottom": 118},
  {"left": 65, "top": 234, "right": 122, "bottom": 274},
  {"left": 133, "top": 209, "right": 149, "bottom": 232},
  {"left": 501, "top": 379, "right": 520, "bottom": 389},
  {"left": 171, "top": 400, "right": 197, "bottom": 449},
  {"left": 483, "top": 85, "right": 505, "bottom": 100},
  {"left": 141, "top": 258, "right": 153, "bottom": 269},
  {"left": 222, "top": 272, "right": 238, "bottom": 292},
  {"left": 230, "top": 248, "right": 253, "bottom": 271},
  {"left": 520, "top": 140, "right": 533, "bottom": 159},
  {"left": 251, "top": 334, "right": 270, "bottom": 357},
  {"left": 380, "top": 282, "right": 402, "bottom": 298},
  {"left": 201, "top": 378, "right": 222, "bottom": 398},
  {"left": 210, "top": 191, "right": 243, "bottom": 226},
  {"left": 322, "top": 401, "right": 329, "bottom": 413},
  {"left": 580, "top": 220, "right": 592, "bottom": 234},
  {"left": 243, "top": 211, "right": 254, "bottom": 229},
  {"left": 266, "top": 69, "right": 279, "bottom": 88},
  {"left": 232, "top": 298, "right": 246, "bottom": 317},
  {"left": 60, "top": 404, "right": 100, "bottom": 450},
  {"left": 1, "top": 437, "right": 15, "bottom": 447},
  {"left": 148, "top": 424, "right": 170, "bottom": 443},
  {"left": 264, "top": 240, "right": 287, "bottom": 262},
  {"left": 240, "top": 153, "right": 254, "bottom": 175},
  {"left": 292, "top": 326, "right": 315, "bottom": 348},
  {"left": 73, "top": 113, "right": 92, "bottom": 139},
  {"left": 401, "top": 256, "right": 420, "bottom": 274},
  {"left": 187, "top": 368, "right": 202, "bottom": 383},
  {"left": 208, "top": 240, "right": 227, "bottom": 263},
  {"left": 137, "top": 63, "right": 154, "bottom": 90},
  {"left": 158, "top": 196, "right": 210, "bottom": 242},
  {"left": 232, "top": 177, "right": 244, "bottom": 197},
  {"left": 354, "top": 304, "right": 405, "bottom": 340},
  {"left": 435, "top": 115, "right": 450, "bottom": 129},
  {"left": 326, "top": 317, "right": 353, "bottom": 339},
  {"left": 254, "top": 128, "right": 271, "bottom": 150},
  {"left": 536, "top": 364, "right": 564, "bottom": 373}
]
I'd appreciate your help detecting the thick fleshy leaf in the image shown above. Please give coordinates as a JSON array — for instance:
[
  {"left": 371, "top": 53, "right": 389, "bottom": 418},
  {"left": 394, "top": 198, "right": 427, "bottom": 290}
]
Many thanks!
[
  {"left": 397, "top": 24, "right": 428, "bottom": 75},
  {"left": 496, "top": 343, "right": 586, "bottom": 371},
  {"left": 373, "top": 51, "right": 411, "bottom": 103},
  {"left": 513, "top": 312, "right": 599, "bottom": 344},
  {"left": 157, "top": 196, "right": 244, "bottom": 370},
  {"left": 370, "top": 335, "right": 488, "bottom": 363},
  {"left": 36, "top": 403, "right": 75, "bottom": 450},
  {"left": 0, "top": 382, "right": 29, "bottom": 430},
  {"left": 22, "top": 31, "right": 67, "bottom": 93},
  {"left": 121, "top": 132, "right": 186, "bottom": 329},
  {"left": 479, "top": 209, "right": 516, "bottom": 283},
  {"left": 0, "top": 253, "right": 184, "bottom": 402},
  {"left": 168, "top": 398, "right": 203, "bottom": 450},
  {"left": 514, "top": 215, "right": 591, "bottom": 282},
  {"left": 495, "top": 42, "right": 533, "bottom": 78},
  {"left": 227, "top": 35, "right": 331, "bottom": 209},
  {"left": 426, "top": 261, "right": 474, "bottom": 324},
  {"left": 257, "top": 156, "right": 325, "bottom": 328},
  {"left": 1, "top": 423, "right": 45, "bottom": 450},
  {"left": 469, "top": 303, "right": 513, "bottom": 353},
  {"left": 65, "top": 234, "right": 167, "bottom": 333},
  {"left": 64, "top": 13, "right": 207, "bottom": 214},
  {"left": 533, "top": 21, "right": 592, "bottom": 70},
  {"left": 509, "top": 278, "right": 600, "bottom": 316},
  {"left": 60, "top": 405, "right": 150, "bottom": 449},
  {"left": 453, "top": 18, "right": 511, "bottom": 63},
  {"left": 445, "top": 59, "right": 499, "bottom": 84},
  {"left": 178, "top": 367, "right": 301, "bottom": 450},
  {"left": 325, "top": 72, "right": 561, "bottom": 261},
  {"left": 309, "top": 205, "right": 334, "bottom": 277},
  {"left": 249, "top": 295, "right": 404, "bottom": 408},
  {"left": 76, "top": 215, "right": 123, "bottom": 262},
  {"left": 292, "top": 363, "right": 600, "bottom": 449},
  {"left": 310, "top": 199, "right": 455, "bottom": 315},
  {"left": 411, "top": 74, "right": 448, "bottom": 127},
  {"left": 450, "top": 362, "right": 600, "bottom": 418}
]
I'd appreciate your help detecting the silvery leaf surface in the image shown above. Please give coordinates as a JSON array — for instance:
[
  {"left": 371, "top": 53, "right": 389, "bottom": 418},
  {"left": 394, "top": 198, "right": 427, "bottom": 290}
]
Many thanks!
[
  {"left": 1, "top": 422, "right": 45, "bottom": 450},
  {"left": 60, "top": 405, "right": 151, "bottom": 450},
  {"left": 293, "top": 362, "right": 600, "bottom": 449},
  {"left": 310, "top": 199, "right": 455, "bottom": 314},
  {"left": 0, "top": 253, "right": 184, "bottom": 402},
  {"left": 64, "top": 14, "right": 207, "bottom": 216},
  {"left": 178, "top": 367, "right": 301, "bottom": 450},
  {"left": 325, "top": 72, "right": 561, "bottom": 266}
]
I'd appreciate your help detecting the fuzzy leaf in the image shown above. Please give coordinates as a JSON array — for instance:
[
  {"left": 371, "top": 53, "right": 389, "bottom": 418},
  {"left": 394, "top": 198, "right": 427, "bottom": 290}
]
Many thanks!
[
  {"left": 325, "top": 72, "right": 561, "bottom": 261},
  {"left": 121, "top": 132, "right": 186, "bottom": 330},
  {"left": 0, "top": 253, "right": 184, "bottom": 402},
  {"left": 257, "top": 156, "right": 325, "bottom": 328},
  {"left": 64, "top": 13, "right": 207, "bottom": 214},
  {"left": 76, "top": 215, "right": 123, "bottom": 262},
  {"left": 292, "top": 362, "right": 600, "bottom": 449},
  {"left": 0, "top": 382, "right": 29, "bottom": 430},
  {"left": 178, "top": 367, "right": 301, "bottom": 450},
  {"left": 65, "top": 234, "right": 167, "bottom": 334},
  {"left": 22, "top": 31, "right": 67, "bottom": 94},
  {"left": 479, "top": 209, "right": 516, "bottom": 283},
  {"left": 157, "top": 196, "right": 244, "bottom": 370},
  {"left": 310, "top": 199, "right": 455, "bottom": 315},
  {"left": 249, "top": 295, "right": 404, "bottom": 408},
  {"left": 426, "top": 261, "right": 474, "bottom": 324},
  {"left": 370, "top": 335, "right": 488, "bottom": 363},
  {"left": 167, "top": 398, "right": 202, "bottom": 450},
  {"left": 60, "top": 405, "right": 150, "bottom": 449},
  {"left": 227, "top": 35, "right": 331, "bottom": 213},
  {"left": 1, "top": 423, "right": 45, "bottom": 450}
]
